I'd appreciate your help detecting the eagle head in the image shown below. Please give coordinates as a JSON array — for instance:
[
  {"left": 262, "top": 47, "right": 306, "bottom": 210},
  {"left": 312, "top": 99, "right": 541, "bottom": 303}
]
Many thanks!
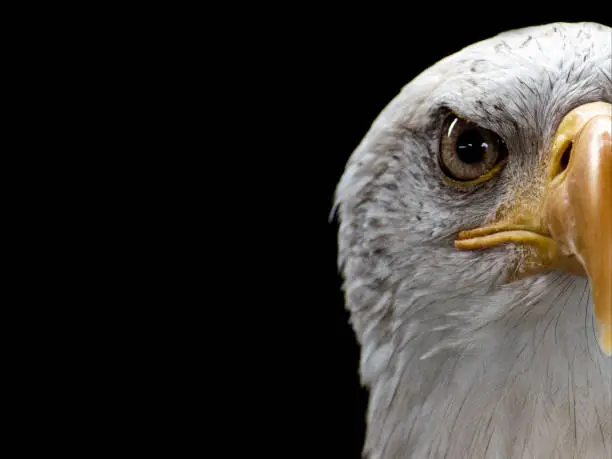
[{"left": 335, "top": 22, "right": 611, "bottom": 459}]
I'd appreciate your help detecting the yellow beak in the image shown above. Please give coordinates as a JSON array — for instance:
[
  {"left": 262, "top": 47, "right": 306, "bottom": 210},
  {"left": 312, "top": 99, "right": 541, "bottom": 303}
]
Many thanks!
[
  {"left": 455, "top": 102, "right": 612, "bottom": 355},
  {"left": 544, "top": 104, "right": 611, "bottom": 355}
]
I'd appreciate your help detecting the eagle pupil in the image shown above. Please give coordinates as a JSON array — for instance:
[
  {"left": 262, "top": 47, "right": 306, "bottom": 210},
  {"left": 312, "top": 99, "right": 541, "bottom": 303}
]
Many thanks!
[{"left": 456, "top": 129, "right": 488, "bottom": 164}]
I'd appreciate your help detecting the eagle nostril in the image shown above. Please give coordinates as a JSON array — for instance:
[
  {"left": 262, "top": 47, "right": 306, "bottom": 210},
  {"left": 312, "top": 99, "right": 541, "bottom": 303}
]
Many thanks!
[{"left": 558, "top": 142, "right": 572, "bottom": 175}]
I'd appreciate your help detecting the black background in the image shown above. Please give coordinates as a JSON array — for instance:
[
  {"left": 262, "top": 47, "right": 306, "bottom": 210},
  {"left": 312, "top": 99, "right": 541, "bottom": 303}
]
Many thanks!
[{"left": 267, "top": 11, "right": 610, "bottom": 458}]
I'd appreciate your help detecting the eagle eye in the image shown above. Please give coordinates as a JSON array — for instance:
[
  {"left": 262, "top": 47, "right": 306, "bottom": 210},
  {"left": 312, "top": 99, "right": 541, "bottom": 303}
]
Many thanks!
[{"left": 439, "top": 115, "right": 508, "bottom": 182}]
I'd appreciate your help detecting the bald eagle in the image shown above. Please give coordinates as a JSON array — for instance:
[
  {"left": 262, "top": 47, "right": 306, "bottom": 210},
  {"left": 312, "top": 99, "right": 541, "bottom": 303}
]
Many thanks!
[{"left": 334, "top": 22, "right": 611, "bottom": 459}]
